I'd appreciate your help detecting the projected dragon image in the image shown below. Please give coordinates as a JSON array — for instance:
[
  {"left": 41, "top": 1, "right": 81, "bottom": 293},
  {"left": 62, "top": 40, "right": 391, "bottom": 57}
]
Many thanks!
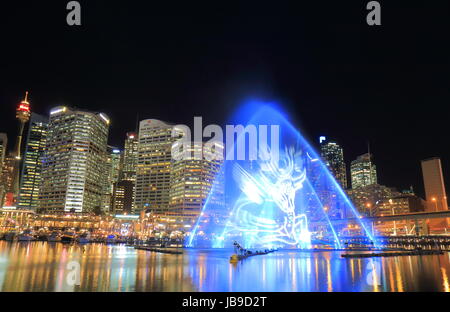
[
  {"left": 188, "top": 102, "right": 377, "bottom": 249},
  {"left": 228, "top": 147, "right": 311, "bottom": 248}
]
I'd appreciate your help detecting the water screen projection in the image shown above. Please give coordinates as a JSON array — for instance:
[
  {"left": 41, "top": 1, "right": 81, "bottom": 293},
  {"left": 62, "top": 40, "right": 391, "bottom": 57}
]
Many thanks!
[{"left": 188, "top": 102, "right": 377, "bottom": 249}]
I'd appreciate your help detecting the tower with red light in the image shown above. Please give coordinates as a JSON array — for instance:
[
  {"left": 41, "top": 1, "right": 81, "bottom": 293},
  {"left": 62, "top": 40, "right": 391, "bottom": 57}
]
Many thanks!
[
  {"left": 16, "top": 91, "right": 31, "bottom": 124},
  {"left": 8, "top": 91, "right": 31, "bottom": 207}
]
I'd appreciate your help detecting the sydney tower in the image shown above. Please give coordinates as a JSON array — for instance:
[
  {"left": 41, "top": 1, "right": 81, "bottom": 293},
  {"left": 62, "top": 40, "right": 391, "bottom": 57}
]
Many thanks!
[{"left": 8, "top": 92, "right": 31, "bottom": 206}]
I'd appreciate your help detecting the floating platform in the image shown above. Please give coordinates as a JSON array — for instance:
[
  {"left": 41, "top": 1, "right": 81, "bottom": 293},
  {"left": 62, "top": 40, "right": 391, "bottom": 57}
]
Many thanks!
[
  {"left": 230, "top": 249, "right": 277, "bottom": 263},
  {"left": 134, "top": 246, "right": 183, "bottom": 254},
  {"left": 341, "top": 250, "right": 445, "bottom": 258}
]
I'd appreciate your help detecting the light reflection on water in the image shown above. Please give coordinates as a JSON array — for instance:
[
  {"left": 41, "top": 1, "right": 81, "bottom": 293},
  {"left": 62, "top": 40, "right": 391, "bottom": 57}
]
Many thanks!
[{"left": 0, "top": 241, "right": 449, "bottom": 292}]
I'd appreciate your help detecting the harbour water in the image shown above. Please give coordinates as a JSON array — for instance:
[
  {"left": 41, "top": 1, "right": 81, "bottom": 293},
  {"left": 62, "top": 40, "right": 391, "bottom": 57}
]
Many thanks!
[{"left": 0, "top": 241, "right": 449, "bottom": 292}]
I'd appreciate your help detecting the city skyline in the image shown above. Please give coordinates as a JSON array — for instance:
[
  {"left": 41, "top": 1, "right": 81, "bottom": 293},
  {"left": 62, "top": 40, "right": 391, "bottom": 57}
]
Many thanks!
[{"left": 1, "top": 97, "right": 447, "bottom": 202}]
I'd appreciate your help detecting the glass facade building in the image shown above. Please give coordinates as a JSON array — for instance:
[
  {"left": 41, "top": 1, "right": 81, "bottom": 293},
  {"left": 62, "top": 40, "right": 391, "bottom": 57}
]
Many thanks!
[
  {"left": 112, "top": 179, "right": 134, "bottom": 214},
  {"left": 134, "top": 119, "right": 224, "bottom": 218},
  {"left": 319, "top": 137, "right": 347, "bottom": 189},
  {"left": 169, "top": 142, "right": 224, "bottom": 217},
  {"left": 350, "top": 153, "right": 377, "bottom": 189},
  {"left": 122, "top": 132, "right": 138, "bottom": 181},
  {"left": 0, "top": 155, "right": 14, "bottom": 207},
  {"left": 0, "top": 133, "right": 7, "bottom": 206},
  {"left": 39, "top": 107, "right": 109, "bottom": 212},
  {"left": 17, "top": 113, "right": 48, "bottom": 211},
  {"left": 0, "top": 133, "right": 7, "bottom": 168},
  {"left": 102, "top": 146, "right": 122, "bottom": 212},
  {"left": 134, "top": 119, "right": 177, "bottom": 213}
]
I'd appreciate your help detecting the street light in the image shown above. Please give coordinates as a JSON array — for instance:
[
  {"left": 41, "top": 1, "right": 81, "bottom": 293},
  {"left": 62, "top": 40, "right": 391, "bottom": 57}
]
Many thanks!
[
  {"left": 431, "top": 197, "right": 438, "bottom": 211},
  {"left": 366, "top": 202, "right": 372, "bottom": 216}
]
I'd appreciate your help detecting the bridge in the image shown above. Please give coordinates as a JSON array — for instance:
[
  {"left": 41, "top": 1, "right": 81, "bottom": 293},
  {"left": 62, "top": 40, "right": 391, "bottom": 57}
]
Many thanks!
[
  {"left": 313, "top": 210, "right": 450, "bottom": 226},
  {"left": 365, "top": 210, "right": 450, "bottom": 222}
]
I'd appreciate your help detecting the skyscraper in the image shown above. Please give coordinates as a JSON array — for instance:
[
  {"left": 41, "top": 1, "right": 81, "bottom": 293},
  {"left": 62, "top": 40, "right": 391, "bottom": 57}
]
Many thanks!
[
  {"left": 350, "top": 153, "right": 377, "bottom": 189},
  {"left": 0, "top": 133, "right": 7, "bottom": 167},
  {"left": 169, "top": 142, "right": 224, "bottom": 217},
  {"left": 112, "top": 180, "right": 134, "bottom": 214},
  {"left": 134, "top": 119, "right": 178, "bottom": 213},
  {"left": 109, "top": 147, "right": 122, "bottom": 185},
  {"left": 39, "top": 106, "right": 110, "bottom": 213},
  {"left": 0, "top": 155, "right": 14, "bottom": 208},
  {"left": 319, "top": 136, "right": 347, "bottom": 189},
  {"left": 118, "top": 132, "right": 138, "bottom": 212},
  {"left": 122, "top": 132, "right": 138, "bottom": 181},
  {"left": 134, "top": 119, "right": 224, "bottom": 219},
  {"left": 102, "top": 146, "right": 122, "bottom": 212},
  {"left": 421, "top": 157, "right": 448, "bottom": 212},
  {"left": 0, "top": 133, "right": 7, "bottom": 206},
  {"left": 17, "top": 113, "right": 48, "bottom": 211}
]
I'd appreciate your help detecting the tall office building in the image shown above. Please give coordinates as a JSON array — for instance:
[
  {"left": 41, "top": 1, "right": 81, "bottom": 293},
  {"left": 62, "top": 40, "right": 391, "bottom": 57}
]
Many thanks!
[
  {"left": 39, "top": 106, "right": 110, "bottom": 212},
  {"left": 101, "top": 146, "right": 122, "bottom": 212},
  {"left": 122, "top": 132, "right": 138, "bottom": 181},
  {"left": 112, "top": 180, "right": 134, "bottom": 214},
  {"left": 0, "top": 134, "right": 7, "bottom": 206},
  {"left": 421, "top": 157, "right": 448, "bottom": 212},
  {"left": 17, "top": 113, "right": 48, "bottom": 211},
  {"left": 118, "top": 132, "right": 138, "bottom": 212},
  {"left": 0, "top": 155, "right": 14, "bottom": 207},
  {"left": 0, "top": 133, "right": 7, "bottom": 168},
  {"left": 134, "top": 119, "right": 178, "bottom": 213},
  {"left": 319, "top": 136, "right": 347, "bottom": 189},
  {"left": 350, "top": 153, "right": 377, "bottom": 189},
  {"left": 109, "top": 147, "right": 122, "bottom": 185},
  {"left": 169, "top": 142, "right": 224, "bottom": 217}
]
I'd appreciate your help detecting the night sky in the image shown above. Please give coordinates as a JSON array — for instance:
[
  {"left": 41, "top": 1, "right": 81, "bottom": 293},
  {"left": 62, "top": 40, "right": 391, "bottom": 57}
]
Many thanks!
[{"left": 1, "top": 1, "right": 450, "bottom": 198}]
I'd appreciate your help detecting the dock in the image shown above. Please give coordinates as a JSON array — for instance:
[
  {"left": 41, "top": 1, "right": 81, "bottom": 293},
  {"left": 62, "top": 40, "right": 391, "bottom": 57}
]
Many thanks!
[
  {"left": 134, "top": 246, "right": 183, "bottom": 254},
  {"left": 341, "top": 249, "right": 445, "bottom": 258}
]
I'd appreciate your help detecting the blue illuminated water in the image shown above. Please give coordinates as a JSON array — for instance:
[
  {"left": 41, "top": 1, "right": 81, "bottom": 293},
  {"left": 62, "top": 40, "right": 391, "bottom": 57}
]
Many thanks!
[{"left": 0, "top": 242, "right": 449, "bottom": 292}]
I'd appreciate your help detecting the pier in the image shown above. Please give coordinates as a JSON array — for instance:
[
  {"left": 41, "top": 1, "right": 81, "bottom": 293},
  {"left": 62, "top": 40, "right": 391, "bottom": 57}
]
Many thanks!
[
  {"left": 134, "top": 246, "right": 183, "bottom": 254},
  {"left": 341, "top": 249, "right": 445, "bottom": 258},
  {"left": 340, "top": 235, "right": 450, "bottom": 251}
]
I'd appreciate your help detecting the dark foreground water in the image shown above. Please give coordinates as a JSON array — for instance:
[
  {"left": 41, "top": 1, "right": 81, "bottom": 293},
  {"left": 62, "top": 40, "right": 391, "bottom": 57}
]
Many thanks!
[{"left": 0, "top": 241, "right": 449, "bottom": 292}]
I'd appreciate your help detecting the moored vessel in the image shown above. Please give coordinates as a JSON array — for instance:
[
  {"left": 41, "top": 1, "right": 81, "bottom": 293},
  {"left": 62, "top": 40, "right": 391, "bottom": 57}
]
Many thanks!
[
  {"left": 61, "top": 231, "right": 76, "bottom": 243},
  {"left": 105, "top": 234, "right": 117, "bottom": 244},
  {"left": 4, "top": 231, "right": 17, "bottom": 241},
  {"left": 17, "top": 229, "right": 35, "bottom": 242},
  {"left": 77, "top": 232, "right": 91, "bottom": 244},
  {"left": 47, "top": 231, "right": 61, "bottom": 242}
]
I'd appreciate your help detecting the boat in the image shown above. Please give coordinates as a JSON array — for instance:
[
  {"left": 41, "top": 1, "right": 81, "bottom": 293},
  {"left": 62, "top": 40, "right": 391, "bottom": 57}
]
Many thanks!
[
  {"left": 77, "top": 232, "right": 91, "bottom": 244},
  {"left": 61, "top": 231, "right": 76, "bottom": 243},
  {"left": 37, "top": 231, "right": 48, "bottom": 241},
  {"left": 47, "top": 231, "right": 61, "bottom": 242},
  {"left": 4, "top": 231, "right": 17, "bottom": 241},
  {"left": 17, "top": 229, "right": 35, "bottom": 242},
  {"left": 105, "top": 234, "right": 117, "bottom": 244}
]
